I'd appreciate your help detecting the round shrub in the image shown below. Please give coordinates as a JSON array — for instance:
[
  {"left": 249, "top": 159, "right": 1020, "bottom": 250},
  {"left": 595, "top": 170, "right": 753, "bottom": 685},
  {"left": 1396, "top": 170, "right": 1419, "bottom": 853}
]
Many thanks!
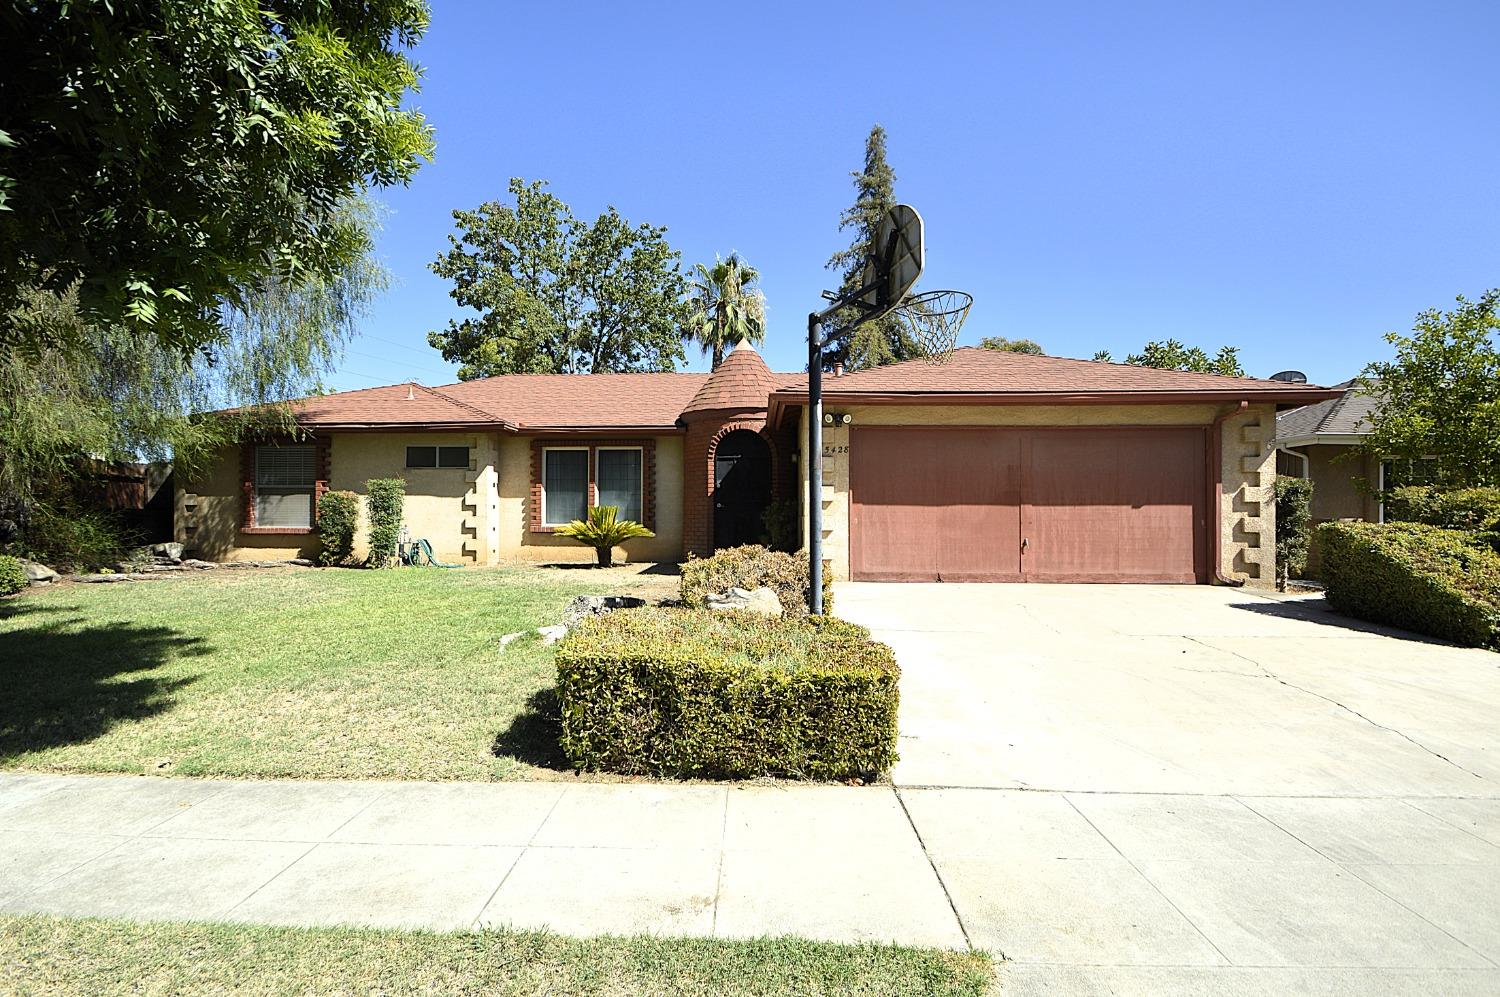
[
  {"left": 0, "top": 555, "right": 26, "bottom": 596},
  {"left": 679, "top": 545, "right": 833, "bottom": 617}
]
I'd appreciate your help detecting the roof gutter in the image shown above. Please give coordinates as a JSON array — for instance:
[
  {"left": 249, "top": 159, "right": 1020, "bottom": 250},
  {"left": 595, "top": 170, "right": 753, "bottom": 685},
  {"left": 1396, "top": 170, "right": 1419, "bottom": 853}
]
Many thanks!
[
  {"left": 1210, "top": 401, "right": 1249, "bottom": 587},
  {"left": 1269, "top": 432, "right": 1367, "bottom": 448},
  {"left": 768, "top": 387, "right": 1346, "bottom": 407}
]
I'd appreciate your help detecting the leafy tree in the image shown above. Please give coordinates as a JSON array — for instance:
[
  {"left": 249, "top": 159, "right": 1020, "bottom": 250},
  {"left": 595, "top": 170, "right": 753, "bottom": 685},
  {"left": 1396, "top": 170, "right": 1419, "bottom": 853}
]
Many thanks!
[
  {"left": 1092, "top": 339, "right": 1244, "bottom": 376},
  {"left": 1, "top": 201, "right": 387, "bottom": 560},
  {"left": 1274, "top": 476, "right": 1315, "bottom": 590},
  {"left": 980, "top": 336, "right": 1045, "bottom": 355},
  {"left": 823, "top": 125, "right": 919, "bottom": 371},
  {"left": 428, "top": 179, "right": 691, "bottom": 377},
  {"left": 0, "top": 0, "right": 433, "bottom": 357},
  {"left": 683, "top": 254, "right": 767, "bottom": 369},
  {"left": 1358, "top": 289, "right": 1500, "bottom": 487}
]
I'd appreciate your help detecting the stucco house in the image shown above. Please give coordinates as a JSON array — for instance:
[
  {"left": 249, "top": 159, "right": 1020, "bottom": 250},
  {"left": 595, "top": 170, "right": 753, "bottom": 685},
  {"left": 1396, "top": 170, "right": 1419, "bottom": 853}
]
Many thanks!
[
  {"left": 179, "top": 343, "right": 1338, "bottom": 587},
  {"left": 1273, "top": 380, "right": 1383, "bottom": 524}
]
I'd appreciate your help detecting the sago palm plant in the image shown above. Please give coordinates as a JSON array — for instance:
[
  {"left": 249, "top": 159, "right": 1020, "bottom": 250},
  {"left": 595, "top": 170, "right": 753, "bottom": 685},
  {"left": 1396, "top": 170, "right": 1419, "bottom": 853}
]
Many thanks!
[
  {"left": 683, "top": 253, "right": 767, "bottom": 368},
  {"left": 554, "top": 505, "right": 655, "bottom": 567}
]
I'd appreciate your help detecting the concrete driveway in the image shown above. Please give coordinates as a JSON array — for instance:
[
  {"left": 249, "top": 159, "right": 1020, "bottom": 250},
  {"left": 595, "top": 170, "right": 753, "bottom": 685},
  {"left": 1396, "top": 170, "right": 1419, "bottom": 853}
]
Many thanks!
[{"left": 838, "top": 582, "right": 1500, "bottom": 995}]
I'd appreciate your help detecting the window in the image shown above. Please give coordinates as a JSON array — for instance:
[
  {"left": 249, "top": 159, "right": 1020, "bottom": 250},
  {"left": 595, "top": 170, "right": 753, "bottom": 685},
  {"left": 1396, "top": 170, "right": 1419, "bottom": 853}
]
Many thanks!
[
  {"left": 406, "top": 445, "right": 469, "bottom": 469},
  {"left": 596, "top": 447, "right": 643, "bottom": 523},
  {"left": 254, "top": 445, "right": 316, "bottom": 529},
  {"left": 543, "top": 449, "right": 589, "bottom": 525}
]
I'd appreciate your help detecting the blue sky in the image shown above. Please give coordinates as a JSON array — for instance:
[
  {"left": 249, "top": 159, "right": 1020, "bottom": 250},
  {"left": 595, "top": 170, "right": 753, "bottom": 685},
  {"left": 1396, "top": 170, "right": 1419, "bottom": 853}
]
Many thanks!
[{"left": 338, "top": 0, "right": 1500, "bottom": 392}]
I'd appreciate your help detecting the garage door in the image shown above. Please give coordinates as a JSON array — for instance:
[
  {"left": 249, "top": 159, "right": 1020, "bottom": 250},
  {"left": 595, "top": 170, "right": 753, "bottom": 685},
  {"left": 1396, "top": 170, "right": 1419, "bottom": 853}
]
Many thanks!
[{"left": 848, "top": 426, "right": 1207, "bottom": 583}]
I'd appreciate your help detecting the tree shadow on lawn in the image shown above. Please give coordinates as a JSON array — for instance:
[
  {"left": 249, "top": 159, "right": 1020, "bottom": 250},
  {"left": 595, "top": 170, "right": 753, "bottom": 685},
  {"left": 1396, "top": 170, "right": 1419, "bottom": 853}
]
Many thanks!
[
  {"left": 491, "top": 687, "right": 572, "bottom": 771},
  {"left": 0, "top": 607, "right": 207, "bottom": 757}
]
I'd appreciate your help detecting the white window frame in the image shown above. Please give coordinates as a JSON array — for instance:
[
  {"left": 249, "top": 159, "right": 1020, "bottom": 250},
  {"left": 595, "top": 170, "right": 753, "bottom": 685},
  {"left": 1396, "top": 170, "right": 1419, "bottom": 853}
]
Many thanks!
[
  {"left": 595, "top": 445, "right": 645, "bottom": 523},
  {"left": 541, "top": 446, "right": 591, "bottom": 527}
]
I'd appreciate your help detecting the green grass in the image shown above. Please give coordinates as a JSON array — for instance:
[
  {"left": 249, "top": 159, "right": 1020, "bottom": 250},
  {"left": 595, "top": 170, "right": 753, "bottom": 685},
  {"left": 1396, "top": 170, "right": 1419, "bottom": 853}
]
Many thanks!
[
  {"left": 0, "top": 565, "right": 674, "bottom": 781},
  {"left": 0, "top": 915, "right": 995, "bottom": 997}
]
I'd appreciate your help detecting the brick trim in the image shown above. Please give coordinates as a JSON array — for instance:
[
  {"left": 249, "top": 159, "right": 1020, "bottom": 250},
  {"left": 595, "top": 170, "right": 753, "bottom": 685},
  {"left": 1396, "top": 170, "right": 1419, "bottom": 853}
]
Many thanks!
[
  {"left": 241, "top": 436, "right": 330, "bottom": 532},
  {"left": 529, "top": 438, "right": 657, "bottom": 533}
]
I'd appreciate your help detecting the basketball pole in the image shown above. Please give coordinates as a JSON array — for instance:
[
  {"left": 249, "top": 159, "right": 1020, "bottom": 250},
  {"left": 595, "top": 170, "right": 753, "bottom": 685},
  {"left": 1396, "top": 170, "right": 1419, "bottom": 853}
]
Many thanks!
[{"left": 807, "top": 310, "right": 825, "bottom": 616}]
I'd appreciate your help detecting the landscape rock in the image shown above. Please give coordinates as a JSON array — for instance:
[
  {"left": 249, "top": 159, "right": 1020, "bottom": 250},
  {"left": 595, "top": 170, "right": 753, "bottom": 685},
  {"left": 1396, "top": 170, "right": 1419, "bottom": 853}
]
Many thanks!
[
  {"left": 182, "top": 559, "right": 218, "bottom": 570},
  {"left": 21, "top": 560, "right": 59, "bottom": 586},
  {"left": 498, "top": 631, "right": 529, "bottom": 648},
  {"left": 150, "top": 542, "right": 185, "bottom": 562},
  {"left": 705, "top": 586, "right": 783, "bottom": 616},
  {"left": 561, "top": 595, "right": 646, "bottom": 630},
  {"left": 536, "top": 624, "right": 570, "bottom": 645}
]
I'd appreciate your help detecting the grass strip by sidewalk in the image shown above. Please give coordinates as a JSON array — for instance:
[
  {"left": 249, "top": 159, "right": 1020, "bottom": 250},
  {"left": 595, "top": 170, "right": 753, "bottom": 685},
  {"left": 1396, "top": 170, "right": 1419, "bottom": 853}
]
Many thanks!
[{"left": 0, "top": 914, "right": 994, "bottom": 997}]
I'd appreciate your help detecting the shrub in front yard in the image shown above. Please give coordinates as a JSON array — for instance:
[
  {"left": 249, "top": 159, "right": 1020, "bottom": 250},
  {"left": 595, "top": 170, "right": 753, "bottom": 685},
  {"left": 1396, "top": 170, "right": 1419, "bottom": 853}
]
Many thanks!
[
  {"left": 317, "top": 490, "right": 359, "bottom": 566},
  {"left": 1384, "top": 485, "right": 1500, "bottom": 532},
  {"left": 0, "top": 555, "right": 26, "bottom": 596},
  {"left": 679, "top": 545, "right": 833, "bottom": 616},
  {"left": 1318, "top": 521, "right": 1500, "bottom": 648},
  {"left": 364, "top": 478, "right": 405, "bottom": 568},
  {"left": 555, "top": 608, "right": 899, "bottom": 779},
  {"left": 1274, "top": 476, "right": 1314, "bottom": 589}
]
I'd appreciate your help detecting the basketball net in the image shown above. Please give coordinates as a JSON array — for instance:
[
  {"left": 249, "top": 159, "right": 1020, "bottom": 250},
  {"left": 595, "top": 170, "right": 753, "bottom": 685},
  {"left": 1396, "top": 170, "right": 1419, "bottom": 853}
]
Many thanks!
[{"left": 894, "top": 289, "right": 973, "bottom": 363}]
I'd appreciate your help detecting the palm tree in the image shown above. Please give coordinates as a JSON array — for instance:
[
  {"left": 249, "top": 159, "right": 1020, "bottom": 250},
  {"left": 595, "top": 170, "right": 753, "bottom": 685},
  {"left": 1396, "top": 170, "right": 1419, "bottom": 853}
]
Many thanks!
[{"left": 683, "top": 254, "right": 767, "bottom": 368}]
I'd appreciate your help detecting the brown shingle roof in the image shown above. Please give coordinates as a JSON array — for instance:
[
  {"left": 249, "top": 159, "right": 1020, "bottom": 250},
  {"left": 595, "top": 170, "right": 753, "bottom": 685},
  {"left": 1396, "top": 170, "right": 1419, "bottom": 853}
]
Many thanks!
[
  {"left": 777, "top": 347, "right": 1337, "bottom": 398},
  {"left": 682, "top": 343, "right": 780, "bottom": 415},
  {"left": 440, "top": 372, "right": 709, "bottom": 430},
  {"left": 291, "top": 382, "right": 501, "bottom": 427}
]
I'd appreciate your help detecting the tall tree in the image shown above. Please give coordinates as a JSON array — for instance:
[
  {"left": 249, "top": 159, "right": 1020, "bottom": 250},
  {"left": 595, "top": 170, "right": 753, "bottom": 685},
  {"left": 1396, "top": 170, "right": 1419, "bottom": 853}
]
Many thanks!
[
  {"left": 428, "top": 179, "right": 691, "bottom": 377},
  {"left": 1, "top": 200, "right": 388, "bottom": 562},
  {"left": 0, "top": 1, "right": 434, "bottom": 357},
  {"left": 1092, "top": 339, "right": 1244, "bottom": 376},
  {"left": 1358, "top": 289, "right": 1500, "bottom": 487},
  {"left": 823, "top": 125, "right": 919, "bottom": 371},
  {"left": 981, "top": 336, "right": 1046, "bottom": 355},
  {"left": 683, "top": 254, "right": 767, "bottom": 368}
]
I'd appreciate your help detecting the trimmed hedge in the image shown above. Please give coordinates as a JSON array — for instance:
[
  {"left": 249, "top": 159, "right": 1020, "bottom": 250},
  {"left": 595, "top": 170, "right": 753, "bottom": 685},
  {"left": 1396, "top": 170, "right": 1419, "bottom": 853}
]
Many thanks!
[
  {"left": 317, "top": 490, "right": 359, "bottom": 566},
  {"left": 679, "top": 545, "right": 833, "bottom": 617},
  {"left": 0, "top": 555, "right": 26, "bottom": 596},
  {"left": 1318, "top": 521, "right": 1500, "bottom": 648},
  {"left": 364, "top": 478, "right": 405, "bottom": 568},
  {"left": 1384, "top": 486, "right": 1500, "bottom": 531},
  {"left": 555, "top": 608, "right": 899, "bottom": 780}
]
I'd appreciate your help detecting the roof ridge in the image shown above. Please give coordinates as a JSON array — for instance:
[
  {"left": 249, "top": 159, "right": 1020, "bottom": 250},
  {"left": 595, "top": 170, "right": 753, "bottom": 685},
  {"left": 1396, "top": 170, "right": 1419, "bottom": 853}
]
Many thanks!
[{"left": 412, "top": 382, "right": 505, "bottom": 423}]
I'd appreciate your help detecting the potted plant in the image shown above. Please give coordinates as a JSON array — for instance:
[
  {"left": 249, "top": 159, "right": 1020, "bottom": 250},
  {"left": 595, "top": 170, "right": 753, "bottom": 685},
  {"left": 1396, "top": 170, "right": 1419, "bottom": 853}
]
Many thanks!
[{"left": 554, "top": 505, "right": 655, "bottom": 567}]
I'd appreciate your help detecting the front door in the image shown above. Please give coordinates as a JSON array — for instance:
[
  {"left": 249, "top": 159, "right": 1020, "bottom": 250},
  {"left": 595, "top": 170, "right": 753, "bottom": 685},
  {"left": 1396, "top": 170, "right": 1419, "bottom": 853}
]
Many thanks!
[{"left": 713, "top": 429, "right": 771, "bottom": 549}]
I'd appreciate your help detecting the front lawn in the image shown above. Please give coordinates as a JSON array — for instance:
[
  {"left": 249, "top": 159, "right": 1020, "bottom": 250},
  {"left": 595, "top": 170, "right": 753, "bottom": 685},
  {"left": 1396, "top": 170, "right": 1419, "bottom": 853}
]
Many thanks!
[
  {"left": 0, "top": 565, "right": 674, "bottom": 781},
  {"left": 0, "top": 915, "right": 995, "bottom": 997}
]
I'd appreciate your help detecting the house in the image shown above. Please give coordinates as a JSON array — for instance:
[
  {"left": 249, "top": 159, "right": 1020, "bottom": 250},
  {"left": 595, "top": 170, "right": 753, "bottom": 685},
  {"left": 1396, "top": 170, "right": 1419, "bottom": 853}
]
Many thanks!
[
  {"left": 178, "top": 344, "right": 1339, "bottom": 586},
  {"left": 1273, "top": 380, "right": 1382, "bottom": 523}
]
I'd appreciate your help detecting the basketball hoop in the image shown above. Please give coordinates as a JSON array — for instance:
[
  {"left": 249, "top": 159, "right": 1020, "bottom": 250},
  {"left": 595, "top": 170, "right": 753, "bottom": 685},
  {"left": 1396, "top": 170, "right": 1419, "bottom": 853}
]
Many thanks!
[{"left": 894, "top": 289, "right": 972, "bottom": 363}]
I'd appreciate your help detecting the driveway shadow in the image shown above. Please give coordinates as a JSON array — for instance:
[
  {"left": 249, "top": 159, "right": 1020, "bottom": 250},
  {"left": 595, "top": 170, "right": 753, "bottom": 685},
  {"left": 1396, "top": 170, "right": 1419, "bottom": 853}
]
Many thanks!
[
  {"left": 491, "top": 687, "right": 571, "bottom": 771},
  {"left": 0, "top": 607, "right": 206, "bottom": 757},
  {"left": 1231, "top": 597, "right": 1457, "bottom": 646}
]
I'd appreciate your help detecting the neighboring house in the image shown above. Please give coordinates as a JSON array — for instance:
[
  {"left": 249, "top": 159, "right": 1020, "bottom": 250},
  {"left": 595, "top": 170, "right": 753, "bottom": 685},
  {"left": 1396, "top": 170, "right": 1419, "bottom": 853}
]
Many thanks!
[
  {"left": 1273, "top": 380, "right": 1382, "bottom": 524},
  {"left": 179, "top": 344, "right": 1337, "bottom": 587}
]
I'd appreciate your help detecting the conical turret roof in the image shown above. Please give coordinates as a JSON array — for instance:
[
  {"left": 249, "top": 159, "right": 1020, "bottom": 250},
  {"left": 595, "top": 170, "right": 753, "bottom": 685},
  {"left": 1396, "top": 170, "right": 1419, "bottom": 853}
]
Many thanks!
[{"left": 682, "top": 341, "right": 778, "bottom": 416}]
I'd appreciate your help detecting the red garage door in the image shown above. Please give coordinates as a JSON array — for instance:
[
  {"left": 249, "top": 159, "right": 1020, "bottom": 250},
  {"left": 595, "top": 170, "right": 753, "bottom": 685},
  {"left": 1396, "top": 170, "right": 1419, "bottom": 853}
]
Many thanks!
[{"left": 848, "top": 426, "right": 1207, "bottom": 583}]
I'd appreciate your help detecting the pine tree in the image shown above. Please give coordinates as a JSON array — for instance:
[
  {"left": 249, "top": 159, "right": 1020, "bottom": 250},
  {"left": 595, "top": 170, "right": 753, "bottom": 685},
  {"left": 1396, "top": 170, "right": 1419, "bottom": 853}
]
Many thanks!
[{"left": 823, "top": 126, "right": 919, "bottom": 370}]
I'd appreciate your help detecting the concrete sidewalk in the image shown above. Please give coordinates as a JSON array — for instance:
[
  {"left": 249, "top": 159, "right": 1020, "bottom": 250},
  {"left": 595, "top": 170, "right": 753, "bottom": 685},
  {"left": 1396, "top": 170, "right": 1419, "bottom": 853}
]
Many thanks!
[{"left": 4, "top": 772, "right": 1500, "bottom": 995}]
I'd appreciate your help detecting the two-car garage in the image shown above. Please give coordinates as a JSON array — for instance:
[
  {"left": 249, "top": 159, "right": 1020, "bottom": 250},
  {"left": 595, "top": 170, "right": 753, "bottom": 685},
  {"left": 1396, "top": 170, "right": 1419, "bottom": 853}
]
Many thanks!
[{"left": 848, "top": 425, "right": 1208, "bottom": 583}]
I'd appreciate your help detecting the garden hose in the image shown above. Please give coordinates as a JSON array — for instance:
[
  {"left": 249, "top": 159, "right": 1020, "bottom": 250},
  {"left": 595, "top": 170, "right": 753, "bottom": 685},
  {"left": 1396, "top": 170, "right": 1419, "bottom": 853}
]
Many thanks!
[{"left": 406, "top": 538, "right": 464, "bottom": 569}]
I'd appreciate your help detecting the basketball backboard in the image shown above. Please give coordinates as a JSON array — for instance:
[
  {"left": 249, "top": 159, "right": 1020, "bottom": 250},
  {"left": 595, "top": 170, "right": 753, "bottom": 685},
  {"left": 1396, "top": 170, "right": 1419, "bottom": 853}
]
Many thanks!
[{"left": 859, "top": 204, "right": 924, "bottom": 319}]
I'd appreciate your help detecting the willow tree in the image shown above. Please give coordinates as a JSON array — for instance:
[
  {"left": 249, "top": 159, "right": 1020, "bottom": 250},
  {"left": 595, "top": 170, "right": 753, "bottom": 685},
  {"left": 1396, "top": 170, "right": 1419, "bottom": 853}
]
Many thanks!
[{"left": 683, "top": 254, "right": 767, "bottom": 368}]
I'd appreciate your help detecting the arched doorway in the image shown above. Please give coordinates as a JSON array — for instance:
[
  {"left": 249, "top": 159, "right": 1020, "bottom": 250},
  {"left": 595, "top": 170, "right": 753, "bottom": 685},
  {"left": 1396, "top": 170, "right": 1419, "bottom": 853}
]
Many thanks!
[{"left": 713, "top": 429, "right": 771, "bottom": 549}]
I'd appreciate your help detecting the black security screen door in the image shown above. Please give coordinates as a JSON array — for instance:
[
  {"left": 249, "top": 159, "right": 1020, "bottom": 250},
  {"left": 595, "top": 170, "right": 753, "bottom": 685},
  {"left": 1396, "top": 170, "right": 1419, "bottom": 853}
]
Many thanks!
[{"left": 713, "top": 429, "right": 771, "bottom": 549}]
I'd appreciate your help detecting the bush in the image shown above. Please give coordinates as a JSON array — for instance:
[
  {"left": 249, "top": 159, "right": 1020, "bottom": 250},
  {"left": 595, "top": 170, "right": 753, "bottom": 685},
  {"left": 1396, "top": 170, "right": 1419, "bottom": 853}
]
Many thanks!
[
  {"left": 1318, "top": 521, "right": 1500, "bottom": 648},
  {"left": 680, "top": 545, "right": 833, "bottom": 617},
  {"left": 761, "top": 498, "right": 797, "bottom": 552},
  {"left": 1274, "top": 476, "right": 1314, "bottom": 588},
  {"left": 317, "top": 490, "right": 359, "bottom": 566},
  {"left": 552, "top": 505, "right": 655, "bottom": 567},
  {"left": 364, "top": 478, "right": 405, "bottom": 568},
  {"left": 1384, "top": 485, "right": 1500, "bottom": 532},
  {"left": 0, "top": 555, "right": 26, "bottom": 596},
  {"left": 24, "top": 499, "right": 139, "bottom": 571},
  {"left": 555, "top": 608, "right": 899, "bottom": 779}
]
